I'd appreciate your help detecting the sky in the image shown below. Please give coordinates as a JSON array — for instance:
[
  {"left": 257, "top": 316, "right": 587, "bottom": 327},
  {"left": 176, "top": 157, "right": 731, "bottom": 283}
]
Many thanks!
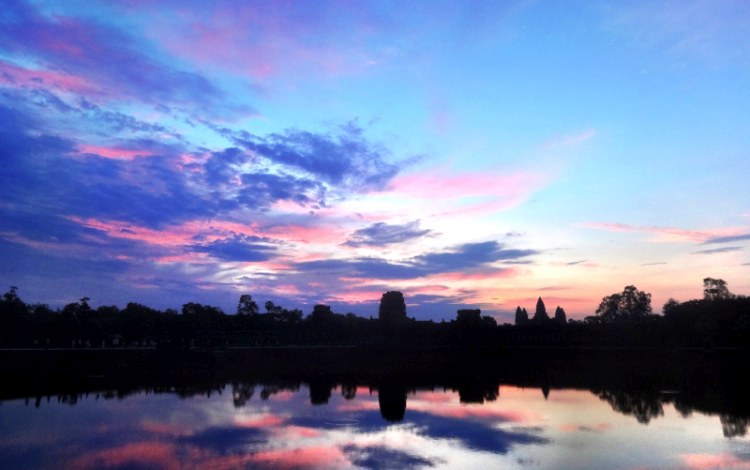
[{"left": 1, "top": 0, "right": 749, "bottom": 322}]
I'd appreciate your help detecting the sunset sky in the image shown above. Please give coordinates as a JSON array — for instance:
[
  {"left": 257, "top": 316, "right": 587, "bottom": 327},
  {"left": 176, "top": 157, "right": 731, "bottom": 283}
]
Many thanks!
[{"left": 1, "top": 0, "right": 748, "bottom": 322}]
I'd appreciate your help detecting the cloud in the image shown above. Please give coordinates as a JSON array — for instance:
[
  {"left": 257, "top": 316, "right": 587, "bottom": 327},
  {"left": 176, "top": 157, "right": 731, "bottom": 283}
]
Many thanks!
[
  {"left": 130, "top": 0, "right": 391, "bottom": 81},
  {"left": 415, "top": 241, "right": 537, "bottom": 271},
  {"left": 605, "top": 1, "right": 750, "bottom": 65},
  {"left": 191, "top": 235, "right": 277, "bottom": 262},
  {"left": 230, "top": 122, "right": 399, "bottom": 193},
  {"left": 566, "top": 260, "right": 588, "bottom": 266},
  {"left": 237, "top": 173, "right": 326, "bottom": 209},
  {"left": 391, "top": 169, "right": 549, "bottom": 216},
  {"left": 67, "top": 442, "right": 181, "bottom": 470},
  {"left": 0, "top": 101, "right": 424, "bottom": 313},
  {"left": 179, "top": 426, "right": 267, "bottom": 454},
  {"left": 0, "top": 0, "right": 255, "bottom": 116},
  {"left": 1, "top": 100, "right": 404, "bottom": 231},
  {"left": 680, "top": 452, "right": 750, "bottom": 470},
  {"left": 693, "top": 246, "right": 743, "bottom": 255},
  {"left": 296, "top": 241, "right": 536, "bottom": 280},
  {"left": 583, "top": 222, "right": 749, "bottom": 244},
  {"left": 344, "top": 445, "right": 438, "bottom": 469},
  {"left": 703, "top": 233, "right": 750, "bottom": 245},
  {"left": 0, "top": 0, "right": 226, "bottom": 109},
  {"left": 405, "top": 410, "right": 548, "bottom": 454},
  {"left": 343, "top": 220, "right": 431, "bottom": 247}
]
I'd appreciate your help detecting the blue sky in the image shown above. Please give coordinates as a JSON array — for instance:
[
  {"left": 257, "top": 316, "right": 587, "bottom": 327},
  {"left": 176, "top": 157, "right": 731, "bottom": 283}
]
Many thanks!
[{"left": 1, "top": 0, "right": 748, "bottom": 321}]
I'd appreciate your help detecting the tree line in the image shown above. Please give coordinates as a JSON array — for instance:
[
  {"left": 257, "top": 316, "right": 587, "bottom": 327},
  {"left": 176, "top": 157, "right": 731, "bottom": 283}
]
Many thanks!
[{"left": 0, "top": 277, "right": 748, "bottom": 349}]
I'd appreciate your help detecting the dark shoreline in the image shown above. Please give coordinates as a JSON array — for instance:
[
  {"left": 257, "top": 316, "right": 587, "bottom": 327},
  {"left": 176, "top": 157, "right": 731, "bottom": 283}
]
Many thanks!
[
  {"left": 3, "top": 346, "right": 750, "bottom": 435},
  {"left": 1, "top": 345, "right": 747, "bottom": 399}
]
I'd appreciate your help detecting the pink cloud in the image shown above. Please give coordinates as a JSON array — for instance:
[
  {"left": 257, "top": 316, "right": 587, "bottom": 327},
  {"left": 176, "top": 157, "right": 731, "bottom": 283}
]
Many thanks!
[
  {"left": 69, "top": 217, "right": 205, "bottom": 247},
  {"left": 270, "top": 284, "right": 303, "bottom": 296},
  {"left": 270, "top": 390, "right": 297, "bottom": 402},
  {"left": 582, "top": 222, "right": 748, "bottom": 243},
  {"left": 338, "top": 391, "right": 539, "bottom": 423},
  {"left": 67, "top": 440, "right": 349, "bottom": 470},
  {"left": 234, "top": 414, "right": 285, "bottom": 428},
  {"left": 68, "top": 442, "right": 180, "bottom": 470},
  {"left": 78, "top": 144, "right": 156, "bottom": 160},
  {"left": 325, "top": 290, "right": 383, "bottom": 304},
  {"left": 408, "top": 400, "right": 537, "bottom": 422},
  {"left": 69, "top": 217, "right": 334, "bottom": 253},
  {"left": 413, "top": 391, "right": 455, "bottom": 403},
  {"left": 150, "top": 3, "right": 380, "bottom": 81},
  {"left": 390, "top": 169, "right": 551, "bottom": 216},
  {"left": 423, "top": 268, "right": 519, "bottom": 283},
  {"left": 273, "top": 425, "right": 322, "bottom": 439},
  {"left": 0, "top": 60, "right": 98, "bottom": 95},
  {"left": 246, "top": 445, "right": 351, "bottom": 469},
  {"left": 681, "top": 453, "right": 750, "bottom": 470},
  {"left": 405, "top": 284, "right": 451, "bottom": 295},
  {"left": 264, "top": 224, "right": 346, "bottom": 245}
]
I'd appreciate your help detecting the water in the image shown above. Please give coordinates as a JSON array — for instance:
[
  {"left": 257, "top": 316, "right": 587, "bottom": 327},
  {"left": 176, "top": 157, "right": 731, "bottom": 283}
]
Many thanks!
[{"left": 2, "top": 379, "right": 749, "bottom": 469}]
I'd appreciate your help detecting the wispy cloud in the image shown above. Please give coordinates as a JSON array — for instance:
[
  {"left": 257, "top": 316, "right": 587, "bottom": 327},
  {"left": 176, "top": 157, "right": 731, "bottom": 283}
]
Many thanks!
[
  {"left": 566, "top": 260, "right": 588, "bottom": 266},
  {"left": 127, "top": 1, "right": 400, "bottom": 82},
  {"left": 582, "top": 222, "right": 749, "bottom": 244},
  {"left": 604, "top": 1, "right": 750, "bottom": 65},
  {"left": 693, "top": 246, "right": 742, "bottom": 255},
  {"left": 296, "top": 241, "right": 537, "bottom": 281},
  {"left": 0, "top": 0, "right": 224, "bottom": 109},
  {"left": 703, "top": 233, "right": 750, "bottom": 245},
  {"left": 229, "top": 122, "right": 400, "bottom": 193},
  {"left": 540, "top": 129, "right": 596, "bottom": 150},
  {"left": 343, "top": 220, "right": 431, "bottom": 247},
  {"left": 191, "top": 235, "right": 278, "bottom": 262},
  {"left": 389, "top": 169, "right": 551, "bottom": 217}
]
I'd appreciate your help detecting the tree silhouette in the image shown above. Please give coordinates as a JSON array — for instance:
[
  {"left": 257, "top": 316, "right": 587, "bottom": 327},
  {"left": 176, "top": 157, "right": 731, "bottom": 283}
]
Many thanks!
[
  {"left": 265, "top": 301, "right": 281, "bottom": 315},
  {"left": 236, "top": 295, "right": 259, "bottom": 316},
  {"left": 703, "top": 278, "right": 732, "bottom": 300},
  {"left": 311, "top": 304, "right": 333, "bottom": 322},
  {"left": 720, "top": 415, "right": 748, "bottom": 438},
  {"left": 662, "top": 298, "right": 680, "bottom": 315},
  {"left": 595, "top": 389, "right": 664, "bottom": 424},
  {"left": 595, "top": 285, "right": 652, "bottom": 323}
]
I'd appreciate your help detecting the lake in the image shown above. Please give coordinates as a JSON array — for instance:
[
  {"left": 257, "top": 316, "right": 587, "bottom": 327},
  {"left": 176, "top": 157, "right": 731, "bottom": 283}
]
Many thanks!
[{"left": 1, "top": 348, "right": 749, "bottom": 469}]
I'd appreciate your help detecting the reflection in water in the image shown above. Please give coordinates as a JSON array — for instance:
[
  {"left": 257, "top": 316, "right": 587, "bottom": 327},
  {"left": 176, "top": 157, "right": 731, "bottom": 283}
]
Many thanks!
[
  {"left": 721, "top": 414, "right": 749, "bottom": 438},
  {"left": 377, "top": 382, "right": 407, "bottom": 422},
  {"left": 593, "top": 389, "right": 664, "bottom": 424},
  {"left": 2, "top": 378, "right": 750, "bottom": 469},
  {"left": 3, "top": 350, "right": 750, "bottom": 469}
]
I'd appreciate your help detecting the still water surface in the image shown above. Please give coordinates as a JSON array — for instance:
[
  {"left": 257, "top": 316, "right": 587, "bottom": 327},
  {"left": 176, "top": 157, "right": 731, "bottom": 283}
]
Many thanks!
[{"left": 2, "top": 381, "right": 749, "bottom": 469}]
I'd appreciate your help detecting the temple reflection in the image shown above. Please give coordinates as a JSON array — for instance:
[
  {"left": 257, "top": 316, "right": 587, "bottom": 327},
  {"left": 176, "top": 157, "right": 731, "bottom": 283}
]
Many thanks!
[{"left": 4, "top": 350, "right": 750, "bottom": 440}]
